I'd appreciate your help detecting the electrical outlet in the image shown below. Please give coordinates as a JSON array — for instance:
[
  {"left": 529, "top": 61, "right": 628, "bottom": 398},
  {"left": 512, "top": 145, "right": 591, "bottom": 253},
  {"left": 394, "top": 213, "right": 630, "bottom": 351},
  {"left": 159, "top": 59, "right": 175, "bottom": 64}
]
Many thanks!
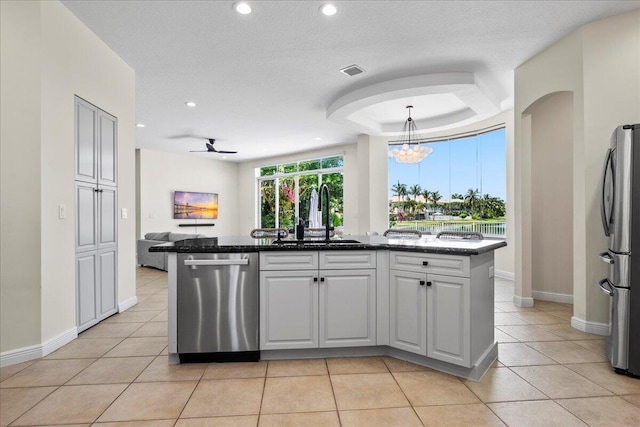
[
  {"left": 58, "top": 204, "right": 66, "bottom": 219},
  {"left": 489, "top": 266, "right": 495, "bottom": 278},
  {"left": 121, "top": 208, "right": 128, "bottom": 219}
]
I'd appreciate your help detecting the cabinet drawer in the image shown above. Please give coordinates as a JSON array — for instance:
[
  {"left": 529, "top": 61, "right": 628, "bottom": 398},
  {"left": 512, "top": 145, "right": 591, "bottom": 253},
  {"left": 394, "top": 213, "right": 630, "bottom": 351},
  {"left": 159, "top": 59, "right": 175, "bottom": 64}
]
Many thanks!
[
  {"left": 390, "top": 251, "right": 469, "bottom": 277},
  {"left": 320, "top": 251, "right": 376, "bottom": 270},
  {"left": 260, "top": 251, "right": 319, "bottom": 270}
]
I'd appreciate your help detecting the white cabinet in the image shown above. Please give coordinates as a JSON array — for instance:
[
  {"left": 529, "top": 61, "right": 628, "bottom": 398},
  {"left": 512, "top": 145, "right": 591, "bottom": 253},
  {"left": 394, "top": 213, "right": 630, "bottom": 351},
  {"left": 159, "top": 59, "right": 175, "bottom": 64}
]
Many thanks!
[
  {"left": 426, "top": 274, "right": 470, "bottom": 367},
  {"left": 259, "top": 251, "right": 376, "bottom": 350},
  {"left": 320, "top": 269, "right": 376, "bottom": 348},
  {"left": 389, "top": 269, "right": 427, "bottom": 354},
  {"left": 75, "top": 96, "right": 118, "bottom": 333},
  {"left": 260, "top": 270, "right": 318, "bottom": 349},
  {"left": 75, "top": 97, "right": 117, "bottom": 186},
  {"left": 389, "top": 251, "right": 485, "bottom": 368}
]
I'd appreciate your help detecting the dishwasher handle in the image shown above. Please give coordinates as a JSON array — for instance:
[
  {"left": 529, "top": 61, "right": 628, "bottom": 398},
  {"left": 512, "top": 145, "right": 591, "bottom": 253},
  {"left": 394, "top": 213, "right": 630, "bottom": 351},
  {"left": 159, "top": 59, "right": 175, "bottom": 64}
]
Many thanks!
[{"left": 184, "top": 259, "right": 249, "bottom": 266}]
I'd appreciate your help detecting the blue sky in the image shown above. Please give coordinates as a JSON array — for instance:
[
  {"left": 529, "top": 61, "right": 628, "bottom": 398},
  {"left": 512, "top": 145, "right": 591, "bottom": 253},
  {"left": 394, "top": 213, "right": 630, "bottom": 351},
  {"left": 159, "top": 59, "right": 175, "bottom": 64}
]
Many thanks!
[{"left": 388, "top": 128, "right": 506, "bottom": 201}]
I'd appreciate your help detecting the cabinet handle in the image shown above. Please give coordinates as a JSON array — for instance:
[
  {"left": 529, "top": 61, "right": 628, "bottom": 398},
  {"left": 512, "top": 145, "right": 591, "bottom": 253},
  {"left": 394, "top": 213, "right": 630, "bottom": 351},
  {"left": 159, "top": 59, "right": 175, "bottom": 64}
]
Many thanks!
[
  {"left": 426, "top": 281, "right": 432, "bottom": 286},
  {"left": 320, "top": 277, "right": 325, "bottom": 282},
  {"left": 313, "top": 277, "right": 318, "bottom": 282},
  {"left": 422, "top": 261, "right": 429, "bottom": 266},
  {"left": 419, "top": 280, "right": 425, "bottom": 286}
]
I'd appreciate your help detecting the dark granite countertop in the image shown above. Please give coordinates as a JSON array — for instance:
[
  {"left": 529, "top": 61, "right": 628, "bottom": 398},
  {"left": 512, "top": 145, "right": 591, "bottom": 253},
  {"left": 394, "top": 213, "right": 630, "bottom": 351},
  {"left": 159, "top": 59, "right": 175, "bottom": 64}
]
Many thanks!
[{"left": 149, "top": 235, "right": 507, "bottom": 256}]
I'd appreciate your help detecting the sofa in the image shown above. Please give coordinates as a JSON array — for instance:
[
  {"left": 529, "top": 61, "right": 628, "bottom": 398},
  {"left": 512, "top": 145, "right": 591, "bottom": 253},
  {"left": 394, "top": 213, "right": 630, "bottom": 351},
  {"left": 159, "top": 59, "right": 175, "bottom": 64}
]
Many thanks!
[{"left": 137, "top": 232, "right": 206, "bottom": 271}]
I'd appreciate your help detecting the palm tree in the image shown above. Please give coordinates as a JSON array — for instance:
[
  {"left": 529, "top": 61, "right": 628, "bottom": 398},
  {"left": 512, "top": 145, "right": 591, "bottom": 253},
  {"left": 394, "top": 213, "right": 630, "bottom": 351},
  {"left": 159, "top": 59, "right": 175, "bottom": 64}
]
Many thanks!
[
  {"left": 464, "top": 188, "right": 480, "bottom": 214},
  {"left": 430, "top": 190, "right": 442, "bottom": 211},
  {"left": 421, "top": 189, "right": 431, "bottom": 216},
  {"left": 451, "top": 193, "right": 463, "bottom": 201},
  {"left": 409, "top": 184, "right": 422, "bottom": 201},
  {"left": 391, "top": 181, "right": 407, "bottom": 202}
]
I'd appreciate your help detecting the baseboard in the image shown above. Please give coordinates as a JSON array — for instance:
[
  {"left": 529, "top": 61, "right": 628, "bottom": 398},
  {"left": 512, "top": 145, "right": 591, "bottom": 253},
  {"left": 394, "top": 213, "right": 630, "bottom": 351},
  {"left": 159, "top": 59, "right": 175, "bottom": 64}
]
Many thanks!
[
  {"left": 513, "top": 295, "right": 534, "bottom": 307},
  {"left": 571, "top": 316, "right": 610, "bottom": 336},
  {"left": 495, "top": 270, "right": 514, "bottom": 280},
  {"left": 118, "top": 295, "right": 138, "bottom": 312},
  {"left": 41, "top": 327, "right": 78, "bottom": 357},
  {"left": 532, "top": 290, "right": 573, "bottom": 304},
  {"left": 0, "top": 344, "right": 41, "bottom": 368},
  {"left": 0, "top": 327, "right": 77, "bottom": 367}
]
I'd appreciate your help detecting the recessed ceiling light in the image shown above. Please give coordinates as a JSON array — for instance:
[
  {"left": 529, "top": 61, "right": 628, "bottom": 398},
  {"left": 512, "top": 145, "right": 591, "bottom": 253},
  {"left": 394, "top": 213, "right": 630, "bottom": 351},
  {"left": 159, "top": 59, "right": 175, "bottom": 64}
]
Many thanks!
[
  {"left": 222, "top": 155, "right": 228, "bottom": 159},
  {"left": 234, "top": 2, "right": 251, "bottom": 15},
  {"left": 320, "top": 4, "right": 337, "bottom": 16},
  {"left": 315, "top": 137, "right": 322, "bottom": 140},
  {"left": 136, "top": 123, "right": 145, "bottom": 128},
  {"left": 185, "top": 101, "right": 196, "bottom": 107}
]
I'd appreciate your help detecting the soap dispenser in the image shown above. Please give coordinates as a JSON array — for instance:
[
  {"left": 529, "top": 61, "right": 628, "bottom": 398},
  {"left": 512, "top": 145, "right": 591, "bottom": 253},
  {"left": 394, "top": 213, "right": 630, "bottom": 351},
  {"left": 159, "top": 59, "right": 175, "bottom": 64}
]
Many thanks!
[{"left": 296, "top": 218, "right": 305, "bottom": 240}]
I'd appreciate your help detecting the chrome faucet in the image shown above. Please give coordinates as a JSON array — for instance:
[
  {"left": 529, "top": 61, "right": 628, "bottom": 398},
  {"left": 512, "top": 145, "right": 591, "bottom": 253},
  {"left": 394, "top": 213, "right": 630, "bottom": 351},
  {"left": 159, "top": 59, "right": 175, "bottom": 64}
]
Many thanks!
[{"left": 318, "top": 184, "right": 331, "bottom": 241}]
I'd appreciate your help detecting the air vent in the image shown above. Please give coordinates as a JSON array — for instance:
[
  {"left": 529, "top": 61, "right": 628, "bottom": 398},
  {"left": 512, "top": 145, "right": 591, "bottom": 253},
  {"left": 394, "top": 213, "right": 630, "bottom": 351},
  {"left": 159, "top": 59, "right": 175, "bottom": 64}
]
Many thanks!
[{"left": 339, "top": 64, "right": 365, "bottom": 77}]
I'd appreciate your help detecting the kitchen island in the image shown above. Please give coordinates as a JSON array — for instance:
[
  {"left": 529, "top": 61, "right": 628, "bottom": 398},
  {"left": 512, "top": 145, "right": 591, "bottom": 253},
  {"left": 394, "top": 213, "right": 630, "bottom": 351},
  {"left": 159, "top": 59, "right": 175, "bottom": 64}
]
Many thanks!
[{"left": 151, "top": 235, "right": 506, "bottom": 381}]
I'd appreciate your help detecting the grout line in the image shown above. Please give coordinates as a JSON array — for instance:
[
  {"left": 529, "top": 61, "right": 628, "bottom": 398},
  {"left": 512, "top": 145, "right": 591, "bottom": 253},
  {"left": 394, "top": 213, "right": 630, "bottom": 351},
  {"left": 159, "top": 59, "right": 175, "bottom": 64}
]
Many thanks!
[{"left": 325, "top": 358, "right": 343, "bottom": 427}]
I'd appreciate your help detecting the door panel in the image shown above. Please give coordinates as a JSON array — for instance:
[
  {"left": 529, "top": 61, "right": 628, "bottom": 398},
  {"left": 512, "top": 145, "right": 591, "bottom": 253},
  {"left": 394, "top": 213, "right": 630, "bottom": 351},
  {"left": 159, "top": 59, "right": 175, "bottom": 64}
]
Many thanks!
[
  {"left": 98, "top": 112, "right": 117, "bottom": 186},
  {"left": 260, "top": 270, "right": 318, "bottom": 349},
  {"left": 76, "top": 183, "right": 97, "bottom": 252},
  {"left": 75, "top": 98, "right": 97, "bottom": 183},
  {"left": 427, "top": 274, "right": 471, "bottom": 367},
  {"left": 389, "top": 269, "right": 426, "bottom": 355},
  {"left": 99, "top": 187, "right": 117, "bottom": 247},
  {"left": 77, "top": 253, "right": 97, "bottom": 331},
  {"left": 98, "top": 249, "right": 117, "bottom": 319},
  {"left": 610, "top": 127, "right": 633, "bottom": 253},
  {"left": 319, "top": 269, "right": 376, "bottom": 347}
]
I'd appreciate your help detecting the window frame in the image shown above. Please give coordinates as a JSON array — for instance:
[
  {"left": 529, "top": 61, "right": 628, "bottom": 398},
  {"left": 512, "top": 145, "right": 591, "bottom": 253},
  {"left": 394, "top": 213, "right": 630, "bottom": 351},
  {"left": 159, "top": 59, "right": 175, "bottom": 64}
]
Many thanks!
[{"left": 256, "top": 155, "right": 344, "bottom": 229}]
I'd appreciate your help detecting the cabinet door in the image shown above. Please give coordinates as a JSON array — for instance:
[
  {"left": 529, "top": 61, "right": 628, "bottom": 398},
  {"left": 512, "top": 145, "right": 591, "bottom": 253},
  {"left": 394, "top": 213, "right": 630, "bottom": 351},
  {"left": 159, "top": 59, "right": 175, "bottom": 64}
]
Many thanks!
[
  {"left": 426, "top": 274, "right": 471, "bottom": 367},
  {"left": 389, "top": 269, "right": 427, "bottom": 355},
  {"left": 98, "top": 111, "right": 117, "bottom": 186},
  {"left": 75, "top": 98, "right": 97, "bottom": 183},
  {"left": 76, "top": 182, "right": 97, "bottom": 252},
  {"left": 98, "top": 187, "right": 117, "bottom": 248},
  {"left": 98, "top": 249, "right": 118, "bottom": 319},
  {"left": 319, "top": 269, "right": 376, "bottom": 348},
  {"left": 260, "top": 270, "right": 318, "bottom": 350},
  {"left": 77, "top": 252, "right": 98, "bottom": 332}
]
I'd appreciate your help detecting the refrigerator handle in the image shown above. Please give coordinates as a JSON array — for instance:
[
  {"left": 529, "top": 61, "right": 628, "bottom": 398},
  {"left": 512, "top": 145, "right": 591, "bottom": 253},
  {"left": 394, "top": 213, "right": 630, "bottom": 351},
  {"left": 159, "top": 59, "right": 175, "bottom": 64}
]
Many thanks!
[
  {"left": 597, "top": 278, "right": 614, "bottom": 296},
  {"left": 598, "top": 252, "right": 615, "bottom": 264},
  {"left": 600, "top": 148, "right": 613, "bottom": 236}
]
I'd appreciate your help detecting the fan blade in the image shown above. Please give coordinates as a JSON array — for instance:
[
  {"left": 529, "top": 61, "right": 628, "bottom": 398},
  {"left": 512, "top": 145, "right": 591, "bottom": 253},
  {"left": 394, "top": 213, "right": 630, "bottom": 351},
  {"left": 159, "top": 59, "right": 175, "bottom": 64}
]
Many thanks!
[
  {"left": 189, "top": 150, "right": 209, "bottom": 152},
  {"left": 217, "top": 150, "right": 238, "bottom": 154}
]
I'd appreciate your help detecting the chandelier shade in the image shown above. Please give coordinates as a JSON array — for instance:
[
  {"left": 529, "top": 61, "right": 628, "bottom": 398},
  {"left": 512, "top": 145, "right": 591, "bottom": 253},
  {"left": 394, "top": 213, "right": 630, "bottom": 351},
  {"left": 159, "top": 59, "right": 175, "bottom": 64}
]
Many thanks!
[{"left": 388, "top": 106, "right": 433, "bottom": 164}]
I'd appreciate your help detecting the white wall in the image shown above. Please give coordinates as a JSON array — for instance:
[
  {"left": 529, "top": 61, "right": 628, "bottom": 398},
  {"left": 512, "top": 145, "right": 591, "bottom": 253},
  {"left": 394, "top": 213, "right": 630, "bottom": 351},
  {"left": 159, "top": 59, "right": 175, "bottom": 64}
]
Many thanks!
[
  {"left": 138, "top": 149, "right": 240, "bottom": 237},
  {"left": 1, "top": 0, "right": 42, "bottom": 352},
  {"left": 515, "top": 10, "right": 640, "bottom": 324},
  {"left": 0, "top": 0, "right": 136, "bottom": 356},
  {"left": 529, "top": 92, "right": 574, "bottom": 298}
]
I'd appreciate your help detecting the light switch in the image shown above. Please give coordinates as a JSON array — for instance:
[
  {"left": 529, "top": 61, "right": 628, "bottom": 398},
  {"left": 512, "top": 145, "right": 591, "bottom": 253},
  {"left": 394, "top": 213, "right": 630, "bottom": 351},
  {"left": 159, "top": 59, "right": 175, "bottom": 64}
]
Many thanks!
[
  {"left": 58, "top": 204, "right": 66, "bottom": 219},
  {"left": 489, "top": 266, "right": 495, "bottom": 278},
  {"left": 121, "top": 208, "right": 128, "bottom": 219}
]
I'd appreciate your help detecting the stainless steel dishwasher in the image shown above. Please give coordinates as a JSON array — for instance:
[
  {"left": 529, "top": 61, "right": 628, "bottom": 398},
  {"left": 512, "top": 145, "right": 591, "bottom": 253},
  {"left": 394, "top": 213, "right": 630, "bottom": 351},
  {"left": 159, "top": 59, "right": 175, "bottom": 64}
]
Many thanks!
[{"left": 177, "top": 252, "right": 259, "bottom": 362}]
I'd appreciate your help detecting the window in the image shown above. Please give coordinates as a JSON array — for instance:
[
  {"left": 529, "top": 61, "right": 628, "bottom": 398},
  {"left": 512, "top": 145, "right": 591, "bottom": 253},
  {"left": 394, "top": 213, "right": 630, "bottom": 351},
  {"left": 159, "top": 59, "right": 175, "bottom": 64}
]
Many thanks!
[
  {"left": 388, "top": 127, "right": 506, "bottom": 236},
  {"left": 258, "top": 156, "right": 344, "bottom": 232}
]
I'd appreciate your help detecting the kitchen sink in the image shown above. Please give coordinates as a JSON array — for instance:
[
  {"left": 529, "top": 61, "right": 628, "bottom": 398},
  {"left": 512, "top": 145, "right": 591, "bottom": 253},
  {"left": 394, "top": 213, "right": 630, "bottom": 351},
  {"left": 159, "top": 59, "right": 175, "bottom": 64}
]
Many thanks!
[{"left": 272, "top": 239, "right": 362, "bottom": 246}]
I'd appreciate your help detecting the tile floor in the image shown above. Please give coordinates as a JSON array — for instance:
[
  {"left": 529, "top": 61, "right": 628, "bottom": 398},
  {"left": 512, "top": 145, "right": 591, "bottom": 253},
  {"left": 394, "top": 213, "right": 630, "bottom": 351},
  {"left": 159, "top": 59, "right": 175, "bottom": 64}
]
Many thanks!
[{"left": 1, "top": 268, "right": 640, "bottom": 426}]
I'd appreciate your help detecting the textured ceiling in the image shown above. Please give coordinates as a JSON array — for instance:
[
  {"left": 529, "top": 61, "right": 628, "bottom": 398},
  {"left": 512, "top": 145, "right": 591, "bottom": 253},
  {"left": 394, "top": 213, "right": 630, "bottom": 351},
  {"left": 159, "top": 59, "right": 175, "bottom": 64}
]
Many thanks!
[{"left": 61, "top": 0, "right": 639, "bottom": 162}]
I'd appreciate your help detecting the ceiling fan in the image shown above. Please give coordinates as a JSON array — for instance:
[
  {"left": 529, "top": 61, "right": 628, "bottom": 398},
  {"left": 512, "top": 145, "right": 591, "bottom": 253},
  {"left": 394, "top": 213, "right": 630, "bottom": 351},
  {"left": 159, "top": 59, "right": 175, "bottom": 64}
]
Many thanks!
[{"left": 190, "top": 138, "right": 238, "bottom": 154}]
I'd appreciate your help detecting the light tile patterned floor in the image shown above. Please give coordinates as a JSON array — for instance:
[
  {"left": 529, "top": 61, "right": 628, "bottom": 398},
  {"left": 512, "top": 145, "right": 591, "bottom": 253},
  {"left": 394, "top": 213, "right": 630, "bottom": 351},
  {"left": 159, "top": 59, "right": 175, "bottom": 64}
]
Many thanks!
[{"left": 1, "top": 270, "right": 639, "bottom": 426}]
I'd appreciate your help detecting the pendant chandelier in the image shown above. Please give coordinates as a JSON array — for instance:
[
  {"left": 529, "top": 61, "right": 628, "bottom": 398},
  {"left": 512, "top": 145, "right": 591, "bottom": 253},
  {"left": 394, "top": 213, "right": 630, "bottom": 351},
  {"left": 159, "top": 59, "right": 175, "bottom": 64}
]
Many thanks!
[{"left": 388, "top": 105, "right": 433, "bottom": 164}]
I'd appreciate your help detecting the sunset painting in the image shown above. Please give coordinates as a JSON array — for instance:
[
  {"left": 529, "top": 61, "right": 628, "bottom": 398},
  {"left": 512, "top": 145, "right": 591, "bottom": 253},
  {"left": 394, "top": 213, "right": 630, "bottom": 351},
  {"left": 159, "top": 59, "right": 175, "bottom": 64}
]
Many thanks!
[{"left": 174, "top": 191, "right": 218, "bottom": 219}]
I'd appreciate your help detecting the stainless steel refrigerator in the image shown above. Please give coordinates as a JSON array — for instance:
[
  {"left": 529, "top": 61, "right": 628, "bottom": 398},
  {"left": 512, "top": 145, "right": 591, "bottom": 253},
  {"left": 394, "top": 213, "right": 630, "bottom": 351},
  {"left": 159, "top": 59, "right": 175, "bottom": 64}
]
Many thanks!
[{"left": 599, "top": 123, "right": 639, "bottom": 377}]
